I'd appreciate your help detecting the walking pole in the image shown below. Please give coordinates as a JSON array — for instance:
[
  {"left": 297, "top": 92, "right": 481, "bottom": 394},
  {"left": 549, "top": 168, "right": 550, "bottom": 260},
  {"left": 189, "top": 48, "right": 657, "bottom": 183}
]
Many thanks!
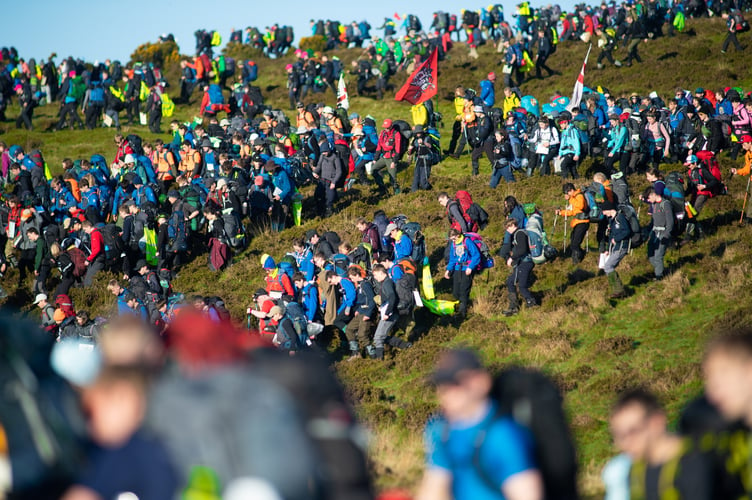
[
  {"left": 740, "top": 174, "right": 751, "bottom": 224},
  {"left": 552, "top": 212, "right": 559, "bottom": 243},
  {"left": 563, "top": 215, "right": 568, "bottom": 254},
  {"left": 585, "top": 229, "right": 590, "bottom": 253}
]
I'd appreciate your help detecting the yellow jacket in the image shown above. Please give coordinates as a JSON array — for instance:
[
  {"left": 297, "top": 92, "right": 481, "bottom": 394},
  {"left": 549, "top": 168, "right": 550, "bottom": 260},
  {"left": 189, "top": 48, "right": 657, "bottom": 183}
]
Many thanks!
[
  {"left": 454, "top": 96, "right": 465, "bottom": 121},
  {"left": 737, "top": 150, "right": 752, "bottom": 176},
  {"left": 503, "top": 95, "right": 521, "bottom": 119}
]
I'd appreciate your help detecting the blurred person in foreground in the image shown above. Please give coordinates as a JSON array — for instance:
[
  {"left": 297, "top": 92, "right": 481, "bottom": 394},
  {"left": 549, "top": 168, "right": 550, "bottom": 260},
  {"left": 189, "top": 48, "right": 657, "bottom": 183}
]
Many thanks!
[{"left": 416, "top": 348, "right": 542, "bottom": 500}]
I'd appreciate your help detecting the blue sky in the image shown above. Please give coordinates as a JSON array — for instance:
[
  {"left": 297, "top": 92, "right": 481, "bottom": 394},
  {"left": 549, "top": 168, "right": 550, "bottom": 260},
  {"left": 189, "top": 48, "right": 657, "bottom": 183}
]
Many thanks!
[{"left": 4, "top": 0, "right": 577, "bottom": 63}]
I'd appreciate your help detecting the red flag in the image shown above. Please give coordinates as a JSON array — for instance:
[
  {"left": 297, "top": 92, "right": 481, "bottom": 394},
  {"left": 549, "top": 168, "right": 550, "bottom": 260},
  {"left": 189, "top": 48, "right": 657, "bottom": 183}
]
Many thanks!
[
  {"left": 568, "top": 44, "right": 592, "bottom": 112},
  {"left": 394, "top": 48, "right": 438, "bottom": 105}
]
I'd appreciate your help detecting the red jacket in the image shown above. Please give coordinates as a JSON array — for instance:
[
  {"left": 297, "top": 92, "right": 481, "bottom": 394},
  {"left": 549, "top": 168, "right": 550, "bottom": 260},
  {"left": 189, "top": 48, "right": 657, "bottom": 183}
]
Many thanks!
[
  {"left": 376, "top": 128, "right": 403, "bottom": 160},
  {"left": 87, "top": 229, "right": 103, "bottom": 262}
]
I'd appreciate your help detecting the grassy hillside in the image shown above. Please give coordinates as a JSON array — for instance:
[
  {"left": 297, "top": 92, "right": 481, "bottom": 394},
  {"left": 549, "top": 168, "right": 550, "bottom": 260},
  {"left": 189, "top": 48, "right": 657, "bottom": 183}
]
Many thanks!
[{"left": 2, "top": 17, "right": 752, "bottom": 497}]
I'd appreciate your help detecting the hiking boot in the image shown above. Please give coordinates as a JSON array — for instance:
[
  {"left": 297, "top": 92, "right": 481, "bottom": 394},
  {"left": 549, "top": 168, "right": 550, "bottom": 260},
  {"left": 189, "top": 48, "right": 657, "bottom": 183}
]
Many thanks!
[
  {"left": 393, "top": 185, "right": 401, "bottom": 195},
  {"left": 372, "top": 347, "right": 384, "bottom": 359},
  {"left": 614, "top": 60, "right": 623, "bottom": 67},
  {"left": 596, "top": 63, "right": 604, "bottom": 69},
  {"left": 525, "top": 299, "right": 538, "bottom": 308},
  {"left": 365, "top": 344, "right": 376, "bottom": 358},
  {"left": 608, "top": 272, "right": 626, "bottom": 298},
  {"left": 503, "top": 306, "right": 520, "bottom": 317},
  {"left": 348, "top": 340, "right": 360, "bottom": 360}
]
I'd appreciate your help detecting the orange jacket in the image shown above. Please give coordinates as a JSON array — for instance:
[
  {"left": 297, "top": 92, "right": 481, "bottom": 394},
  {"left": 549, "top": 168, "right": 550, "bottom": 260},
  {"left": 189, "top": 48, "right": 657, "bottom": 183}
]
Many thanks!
[
  {"left": 560, "top": 190, "right": 590, "bottom": 227},
  {"left": 155, "top": 150, "right": 178, "bottom": 181},
  {"left": 737, "top": 150, "right": 752, "bottom": 177},
  {"left": 179, "top": 148, "right": 202, "bottom": 176},
  {"left": 66, "top": 178, "right": 81, "bottom": 202}
]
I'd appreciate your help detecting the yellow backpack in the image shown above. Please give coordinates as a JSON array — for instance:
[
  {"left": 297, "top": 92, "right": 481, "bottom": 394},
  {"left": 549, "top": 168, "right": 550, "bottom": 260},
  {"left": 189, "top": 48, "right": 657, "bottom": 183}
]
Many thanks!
[
  {"left": 211, "top": 31, "right": 222, "bottom": 46},
  {"left": 139, "top": 81, "right": 149, "bottom": 101},
  {"left": 161, "top": 93, "right": 175, "bottom": 117}
]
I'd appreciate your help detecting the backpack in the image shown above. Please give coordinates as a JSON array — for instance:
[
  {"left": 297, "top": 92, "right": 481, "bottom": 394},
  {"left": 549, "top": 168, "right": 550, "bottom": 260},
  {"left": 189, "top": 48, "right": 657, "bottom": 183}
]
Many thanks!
[
  {"left": 610, "top": 172, "right": 631, "bottom": 207},
  {"left": 126, "top": 134, "right": 144, "bottom": 157},
  {"left": 221, "top": 212, "right": 246, "bottom": 250},
  {"left": 167, "top": 210, "right": 188, "bottom": 252},
  {"left": 246, "top": 61, "right": 258, "bottom": 82},
  {"left": 278, "top": 254, "right": 299, "bottom": 279},
  {"left": 481, "top": 367, "right": 579, "bottom": 500},
  {"left": 282, "top": 301, "right": 310, "bottom": 348},
  {"left": 695, "top": 150, "right": 725, "bottom": 195},
  {"left": 391, "top": 120, "right": 412, "bottom": 157},
  {"left": 457, "top": 190, "right": 490, "bottom": 231},
  {"left": 620, "top": 204, "right": 642, "bottom": 248},
  {"left": 70, "top": 76, "right": 86, "bottom": 102},
  {"left": 394, "top": 258, "right": 417, "bottom": 314},
  {"left": 100, "top": 224, "right": 124, "bottom": 262},
  {"left": 663, "top": 171, "right": 686, "bottom": 214},
  {"left": 401, "top": 221, "right": 426, "bottom": 265},
  {"left": 0, "top": 316, "right": 84, "bottom": 498},
  {"left": 67, "top": 247, "right": 87, "bottom": 278},
  {"left": 332, "top": 254, "right": 350, "bottom": 278},
  {"left": 522, "top": 212, "right": 554, "bottom": 264},
  {"left": 581, "top": 186, "right": 604, "bottom": 222},
  {"left": 465, "top": 232, "right": 495, "bottom": 270}
]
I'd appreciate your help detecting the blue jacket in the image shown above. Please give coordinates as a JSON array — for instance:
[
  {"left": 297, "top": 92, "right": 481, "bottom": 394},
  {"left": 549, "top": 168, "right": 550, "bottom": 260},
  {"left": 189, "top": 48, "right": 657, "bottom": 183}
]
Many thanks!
[
  {"left": 392, "top": 232, "right": 413, "bottom": 260},
  {"left": 134, "top": 185, "right": 157, "bottom": 206},
  {"left": 136, "top": 155, "right": 158, "bottom": 184},
  {"left": 272, "top": 168, "right": 293, "bottom": 205},
  {"left": 336, "top": 278, "right": 357, "bottom": 314},
  {"left": 300, "top": 283, "right": 319, "bottom": 322},
  {"left": 294, "top": 248, "right": 316, "bottom": 282},
  {"left": 480, "top": 79, "right": 495, "bottom": 108},
  {"left": 559, "top": 125, "right": 581, "bottom": 157},
  {"left": 112, "top": 186, "right": 134, "bottom": 217},
  {"left": 116, "top": 290, "right": 131, "bottom": 315},
  {"left": 447, "top": 235, "right": 481, "bottom": 272},
  {"left": 607, "top": 124, "right": 627, "bottom": 155},
  {"left": 79, "top": 189, "right": 101, "bottom": 212},
  {"left": 51, "top": 188, "right": 77, "bottom": 219}
]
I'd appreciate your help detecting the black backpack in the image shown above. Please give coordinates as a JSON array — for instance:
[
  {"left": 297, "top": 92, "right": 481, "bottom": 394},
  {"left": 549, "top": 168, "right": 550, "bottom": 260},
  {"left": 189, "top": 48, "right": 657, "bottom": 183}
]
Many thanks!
[
  {"left": 485, "top": 367, "right": 579, "bottom": 500},
  {"left": 0, "top": 315, "right": 85, "bottom": 498},
  {"left": 401, "top": 221, "right": 426, "bottom": 265},
  {"left": 620, "top": 204, "right": 643, "bottom": 248},
  {"left": 125, "top": 134, "right": 144, "bottom": 157},
  {"left": 100, "top": 224, "right": 124, "bottom": 262}
]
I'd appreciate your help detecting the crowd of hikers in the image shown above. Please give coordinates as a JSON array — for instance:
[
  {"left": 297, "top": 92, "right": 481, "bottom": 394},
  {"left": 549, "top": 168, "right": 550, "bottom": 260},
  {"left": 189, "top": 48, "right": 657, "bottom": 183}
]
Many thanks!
[{"left": 3, "top": 0, "right": 752, "bottom": 498}]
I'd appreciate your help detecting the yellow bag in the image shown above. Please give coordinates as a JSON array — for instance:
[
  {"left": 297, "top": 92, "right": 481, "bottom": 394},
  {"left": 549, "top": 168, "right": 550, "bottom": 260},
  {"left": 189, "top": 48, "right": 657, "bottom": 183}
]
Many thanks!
[
  {"left": 520, "top": 50, "right": 534, "bottom": 73},
  {"left": 423, "top": 298, "right": 458, "bottom": 316},
  {"left": 411, "top": 103, "right": 428, "bottom": 126},
  {"left": 421, "top": 262, "right": 435, "bottom": 300},
  {"left": 139, "top": 81, "right": 149, "bottom": 102},
  {"left": 161, "top": 93, "right": 175, "bottom": 117},
  {"left": 211, "top": 31, "right": 222, "bottom": 46}
]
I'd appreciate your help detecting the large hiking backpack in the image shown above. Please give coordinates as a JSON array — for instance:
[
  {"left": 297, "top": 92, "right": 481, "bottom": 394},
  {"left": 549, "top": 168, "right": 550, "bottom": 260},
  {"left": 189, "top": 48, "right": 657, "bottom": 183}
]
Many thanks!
[
  {"left": 281, "top": 301, "right": 310, "bottom": 348},
  {"left": 523, "top": 212, "right": 555, "bottom": 264},
  {"left": 278, "top": 254, "right": 299, "bottom": 280},
  {"left": 581, "top": 186, "right": 604, "bottom": 222},
  {"left": 332, "top": 254, "right": 350, "bottom": 278},
  {"left": 67, "top": 247, "right": 87, "bottom": 278},
  {"left": 486, "top": 367, "right": 579, "bottom": 500},
  {"left": 455, "top": 190, "right": 489, "bottom": 231},
  {"left": 126, "top": 134, "right": 144, "bottom": 157},
  {"left": 610, "top": 172, "right": 631, "bottom": 207},
  {"left": 620, "top": 204, "right": 643, "bottom": 248},
  {"left": 663, "top": 171, "right": 686, "bottom": 215},
  {"left": 395, "top": 258, "right": 418, "bottom": 314},
  {"left": 100, "top": 224, "right": 124, "bottom": 262},
  {"left": 391, "top": 120, "right": 412, "bottom": 158},
  {"left": 167, "top": 210, "right": 188, "bottom": 252},
  {"left": 221, "top": 212, "right": 246, "bottom": 250},
  {"left": 695, "top": 151, "right": 726, "bottom": 195},
  {"left": 401, "top": 221, "right": 426, "bottom": 265},
  {"left": 465, "top": 232, "right": 495, "bottom": 270},
  {"left": 0, "top": 316, "right": 85, "bottom": 498}
]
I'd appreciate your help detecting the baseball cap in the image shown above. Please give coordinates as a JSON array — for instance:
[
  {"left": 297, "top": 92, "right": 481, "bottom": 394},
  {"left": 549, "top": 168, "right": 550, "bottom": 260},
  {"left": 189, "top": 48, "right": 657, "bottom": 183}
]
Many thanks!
[
  {"left": 741, "top": 135, "right": 752, "bottom": 143},
  {"left": 382, "top": 118, "right": 393, "bottom": 129},
  {"left": 385, "top": 223, "right": 398, "bottom": 234},
  {"left": 124, "top": 154, "right": 135, "bottom": 164},
  {"left": 134, "top": 259, "right": 148, "bottom": 270},
  {"left": 269, "top": 305, "right": 284, "bottom": 317},
  {"left": 33, "top": 293, "right": 47, "bottom": 305},
  {"left": 220, "top": 118, "right": 230, "bottom": 127},
  {"left": 430, "top": 348, "right": 483, "bottom": 385},
  {"left": 684, "top": 154, "right": 698, "bottom": 165},
  {"left": 253, "top": 288, "right": 267, "bottom": 300}
]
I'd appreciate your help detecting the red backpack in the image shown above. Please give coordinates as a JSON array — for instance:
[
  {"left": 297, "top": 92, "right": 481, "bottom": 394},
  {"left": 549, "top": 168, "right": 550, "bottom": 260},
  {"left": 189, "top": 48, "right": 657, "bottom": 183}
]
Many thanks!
[
  {"left": 694, "top": 151, "right": 726, "bottom": 196},
  {"left": 67, "top": 247, "right": 87, "bottom": 278},
  {"left": 455, "top": 190, "right": 480, "bottom": 232}
]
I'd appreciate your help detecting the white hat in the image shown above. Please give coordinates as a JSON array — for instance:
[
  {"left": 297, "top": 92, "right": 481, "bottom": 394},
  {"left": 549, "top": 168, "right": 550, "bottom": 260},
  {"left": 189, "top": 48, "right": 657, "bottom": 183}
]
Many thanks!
[
  {"left": 33, "top": 293, "right": 47, "bottom": 305},
  {"left": 385, "top": 223, "right": 398, "bottom": 234},
  {"left": 216, "top": 178, "right": 228, "bottom": 189},
  {"left": 322, "top": 106, "right": 334, "bottom": 114},
  {"left": 124, "top": 154, "right": 135, "bottom": 164}
]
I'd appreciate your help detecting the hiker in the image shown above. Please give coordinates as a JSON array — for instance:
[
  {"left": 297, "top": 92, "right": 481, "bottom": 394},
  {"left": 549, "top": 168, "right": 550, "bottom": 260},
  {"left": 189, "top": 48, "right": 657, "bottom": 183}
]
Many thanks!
[
  {"left": 556, "top": 183, "right": 590, "bottom": 265},
  {"left": 369, "top": 264, "right": 397, "bottom": 360},
  {"left": 416, "top": 348, "right": 543, "bottom": 500},
  {"left": 608, "top": 389, "right": 716, "bottom": 500},
  {"left": 684, "top": 154, "right": 720, "bottom": 242},
  {"left": 385, "top": 223, "right": 413, "bottom": 261},
  {"left": 490, "top": 129, "right": 516, "bottom": 187},
  {"left": 444, "top": 228, "right": 481, "bottom": 321},
  {"left": 372, "top": 118, "right": 403, "bottom": 195},
  {"left": 346, "top": 266, "right": 376, "bottom": 359},
  {"left": 27, "top": 227, "right": 50, "bottom": 295},
  {"left": 469, "top": 106, "right": 494, "bottom": 177},
  {"left": 313, "top": 141, "right": 343, "bottom": 218},
  {"left": 438, "top": 191, "right": 472, "bottom": 233},
  {"left": 643, "top": 186, "right": 673, "bottom": 280},
  {"left": 34, "top": 293, "right": 57, "bottom": 331},
  {"left": 721, "top": 12, "right": 745, "bottom": 53},
  {"left": 528, "top": 115, "right": 559, "bottom": 177},
  {"left": 325, "top": 270, "right": 357, "bottom": 353},
  {"left": 556, "top": 112, "right": 581, "bottom": 180},
  {"left": 499, "top": 218, "right": 537, "bottom": 317},
  {"left": 730, "top": 134, "right": 752, "bottom": 224},
  {"left": 82, "top": 220, "right": 105, "bottom": 287},
  {"left": 601, "top": 202, "right": 631, "bottom": 299},
  {"left": 407, "top": 125, "right": 435, "bottom": 192}
]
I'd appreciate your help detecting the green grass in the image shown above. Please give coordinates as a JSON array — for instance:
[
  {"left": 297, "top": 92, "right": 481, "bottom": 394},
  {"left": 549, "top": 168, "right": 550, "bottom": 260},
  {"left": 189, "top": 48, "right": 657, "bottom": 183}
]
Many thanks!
[{"left": 3, "top": 17, "right": 752, "bottom": 497}]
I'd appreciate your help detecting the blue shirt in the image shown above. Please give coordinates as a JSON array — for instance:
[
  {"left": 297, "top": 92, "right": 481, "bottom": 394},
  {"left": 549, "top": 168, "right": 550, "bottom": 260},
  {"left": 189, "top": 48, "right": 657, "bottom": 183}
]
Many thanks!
[{"left": 425, "top": 403, "right": 537, "bottom": 500}]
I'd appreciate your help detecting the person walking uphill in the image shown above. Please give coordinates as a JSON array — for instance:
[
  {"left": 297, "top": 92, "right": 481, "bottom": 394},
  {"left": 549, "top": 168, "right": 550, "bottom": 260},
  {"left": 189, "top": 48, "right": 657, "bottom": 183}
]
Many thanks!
[
  {"left": 730, "top": 134, "right": 752, "bottom": 224},
  {"left": 556, "top": 183, "right": 590, "bottom": 265},
  {"left": 643, "top": 186, "right": 673, "bottom": 280},
  {"left": 601, "top": 202, "right": 631, "bottom": 298},
  {"left": 499, "top": 218, "right": 537, "bottom": 317},
  {"left": 313, "top": 141, "right": 343, "bottom": 218},
  {"left": 444, "top": 228, "right": 481, "bottom": 321}
]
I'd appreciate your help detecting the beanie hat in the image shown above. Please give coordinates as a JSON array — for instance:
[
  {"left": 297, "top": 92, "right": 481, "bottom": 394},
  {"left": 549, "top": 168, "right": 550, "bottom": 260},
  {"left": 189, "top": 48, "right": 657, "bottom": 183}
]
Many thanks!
[
  {"left": 260, "top": 253, "right": 276, "bottom": 269},
  {"left": 53, "top": 309, "right": 66, "bottom": 322}
]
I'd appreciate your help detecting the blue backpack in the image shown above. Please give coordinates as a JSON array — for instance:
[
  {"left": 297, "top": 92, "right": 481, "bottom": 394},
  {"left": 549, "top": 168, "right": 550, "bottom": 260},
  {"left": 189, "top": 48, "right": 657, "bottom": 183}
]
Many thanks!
[
  {"left": 465, "top": 232, "right": 495, "bottom": 270},
  {"left": 89, "top": 84, "right": 105, "bottom": 103},
  {"left": 167, "top": 210, "right": 188, "bottom": 252},
  {"left": 208, "top": 84, "right": 224, "bottom": 105},
  {"left": 283, "top": 301, "right": 310, "bottom": 348},
  {"left": 581, "top": 187, "right": 604, "bottom": 222}
]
